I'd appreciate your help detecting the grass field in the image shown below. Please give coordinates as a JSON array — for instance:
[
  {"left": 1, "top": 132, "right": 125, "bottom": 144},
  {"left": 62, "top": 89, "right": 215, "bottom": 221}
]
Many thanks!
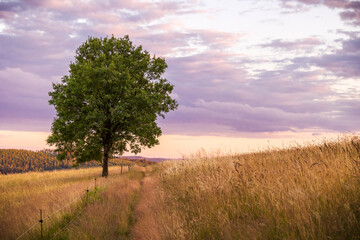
[
  {"left": 145, "top": 135, "right": 360, "bottom": 239},
  {"left": 1, "top": 135, "right": 360, "bottom": 239},
  {"left": 0, "top": 165, "right": 136, "bottom": 239}
]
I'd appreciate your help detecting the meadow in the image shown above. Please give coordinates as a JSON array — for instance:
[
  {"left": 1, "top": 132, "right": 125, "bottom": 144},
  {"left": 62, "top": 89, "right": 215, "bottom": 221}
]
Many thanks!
[
  {"left": 1, "top": 135, "right": 360, "bottom": 239},
  {"left": 143, "top": 135, "right": 360, "bottom": 239},
  {"left": 0, "top": 165, "right": 141, "bottom": 239}
]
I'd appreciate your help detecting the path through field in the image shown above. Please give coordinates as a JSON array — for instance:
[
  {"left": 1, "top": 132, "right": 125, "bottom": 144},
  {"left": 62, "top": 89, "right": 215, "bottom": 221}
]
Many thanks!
[
  {"left": 0, "top": 165, "right": 159, "bottom": 240},
  {"left": 130, "top": 172, "right": 162, "bottom": 240},
  {"left": 63, "top": 167, "right": 148, "bottom": 239}
]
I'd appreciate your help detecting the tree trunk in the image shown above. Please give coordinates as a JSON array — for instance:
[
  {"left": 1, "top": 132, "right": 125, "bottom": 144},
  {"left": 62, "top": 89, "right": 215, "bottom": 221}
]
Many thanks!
[
  {"left": 102, "top": 151, "right": 109, "bottom": 177},
  {"left": 102, "top": 119, "right": 112, "bottom": 177}
]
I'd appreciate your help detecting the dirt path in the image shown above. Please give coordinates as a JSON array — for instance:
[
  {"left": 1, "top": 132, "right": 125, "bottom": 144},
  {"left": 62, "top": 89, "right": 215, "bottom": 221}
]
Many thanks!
[{"left": 130, "top": 171, "right": 163, "bottom": 240}]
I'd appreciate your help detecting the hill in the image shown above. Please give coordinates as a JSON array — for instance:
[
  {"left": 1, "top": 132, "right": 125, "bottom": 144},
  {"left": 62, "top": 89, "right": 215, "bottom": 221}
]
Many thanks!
[{"left": 0, "top": 149, "right": 73, "bottom": 174}]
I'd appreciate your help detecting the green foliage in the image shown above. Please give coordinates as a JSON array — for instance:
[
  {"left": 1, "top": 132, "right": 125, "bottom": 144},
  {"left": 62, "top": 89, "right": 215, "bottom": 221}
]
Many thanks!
[{"left": 47, "top": 35, "right": 177, "bottom": 173}]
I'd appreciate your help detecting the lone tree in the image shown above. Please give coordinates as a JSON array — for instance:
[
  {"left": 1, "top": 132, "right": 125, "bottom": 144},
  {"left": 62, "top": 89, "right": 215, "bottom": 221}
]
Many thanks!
[{"left": 47, "top": 35, "right": 178, "bottom": 177}]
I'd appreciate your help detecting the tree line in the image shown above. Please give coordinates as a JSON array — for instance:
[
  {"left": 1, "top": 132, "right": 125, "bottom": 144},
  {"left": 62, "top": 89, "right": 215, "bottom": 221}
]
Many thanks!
[
  {"left": 0, "top": 149, "right": 155, "bottom": 174},
  {"left": 0, "top": 149, "right": 74, "bottom": 174}
]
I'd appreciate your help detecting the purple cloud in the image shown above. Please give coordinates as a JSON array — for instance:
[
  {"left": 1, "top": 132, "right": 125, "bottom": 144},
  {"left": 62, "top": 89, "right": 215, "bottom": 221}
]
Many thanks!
[
  {"left": 0, "top": 68, "right": 54, "bottom": 131},
  {"left": 260, "top": 38, "right": 323, "bottom": 51},
  {"left": 158, "top": 44, "right": 359, "bottom": 134},
  {"left": 282, "top": 0, "right": 360, "bottom": 25},
  {"left": 291, "top": 36, "right": 360, "bottom": 78}
]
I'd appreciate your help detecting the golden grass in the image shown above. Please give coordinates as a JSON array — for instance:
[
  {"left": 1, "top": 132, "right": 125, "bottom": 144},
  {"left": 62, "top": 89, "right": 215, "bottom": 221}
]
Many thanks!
[
  {"left": 131, "top": 169, "right": 164, "bottom": 240},
  {"left": 0, "top": 166, "right": 128, "bottom": 240},
  {"left": 66, "top": 169, "right": 145, "bottom": 239},
  {"left": 144, "top": 135, "right": 360, "bottom": 239},
  {"left": 3, "top": 136, "right": 360, "bottom": 239}
]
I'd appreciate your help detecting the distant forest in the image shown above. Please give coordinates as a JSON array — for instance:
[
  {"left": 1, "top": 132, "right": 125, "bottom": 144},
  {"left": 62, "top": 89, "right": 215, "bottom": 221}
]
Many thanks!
[{"left": 0, "top": 149, "right": 155, "bottom": 174}]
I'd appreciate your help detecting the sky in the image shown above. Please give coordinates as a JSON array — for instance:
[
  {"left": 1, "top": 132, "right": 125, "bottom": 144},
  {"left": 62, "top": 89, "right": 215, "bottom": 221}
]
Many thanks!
[{"left": 0, "top": 0, "right": 359, "bottom": 158}]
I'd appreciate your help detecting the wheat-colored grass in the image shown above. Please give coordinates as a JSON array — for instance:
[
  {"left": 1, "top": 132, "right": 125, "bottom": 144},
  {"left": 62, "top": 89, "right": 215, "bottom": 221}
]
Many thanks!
[
  {"left": 3, "top": 136, "right": 360, "bottom": 239},
  {"left": 65, "top": 167, "right": 145, "bottom": 239},
  {"left": 144, "top": 135, "right": 360, "bottom": 239},
  {"left": 131, "top": 169, "right": 164, "bottom": 240},
  {"left": 0, "top": 166, "right": 127, "bottom": 239}
]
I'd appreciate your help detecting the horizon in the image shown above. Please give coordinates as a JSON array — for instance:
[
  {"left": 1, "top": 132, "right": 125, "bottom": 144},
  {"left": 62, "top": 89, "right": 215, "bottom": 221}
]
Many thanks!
[
  {"left": 0, "top": 0, "right": 359, "bottom": 157},
  {"left": 0, "top": 130, "right": 345, "bottom": 158}
]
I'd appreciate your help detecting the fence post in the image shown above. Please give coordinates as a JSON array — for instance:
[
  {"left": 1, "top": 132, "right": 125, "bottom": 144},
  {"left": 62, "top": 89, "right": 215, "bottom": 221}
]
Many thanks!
[
  {"left": 94, "top": 178, "right": 97, "bottom": 192},
  {"left": 121, "top": 164, "right": 123, "bottom": 176},
  {"left": 39, "top": 209, "right": 43, "bottom": 240},
  {"left": 86, "top": 187, "right": 89, "bottom": 202}
]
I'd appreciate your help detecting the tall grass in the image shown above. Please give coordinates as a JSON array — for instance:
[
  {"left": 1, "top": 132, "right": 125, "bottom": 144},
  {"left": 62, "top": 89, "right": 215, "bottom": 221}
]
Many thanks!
[
  {"left": 0, "top": 166, "right": 127, "bottom": 239},
  {"left": 66, "top": 168, "right": 145, "bottom": 239},
  {"left": 131, "top": 168, "right": 164, "bottom": 240},
  {"left": 3, "top": 136, "right": 360, "bottom": 239},
  {"left": 148, "top": 136, "right": 360, "bottom": 239}
]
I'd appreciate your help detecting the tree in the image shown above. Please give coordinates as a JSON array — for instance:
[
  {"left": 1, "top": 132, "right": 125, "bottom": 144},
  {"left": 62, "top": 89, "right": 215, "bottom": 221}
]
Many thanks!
[{"left": 47, "top": 35, "right": 178, "bottom": 177}]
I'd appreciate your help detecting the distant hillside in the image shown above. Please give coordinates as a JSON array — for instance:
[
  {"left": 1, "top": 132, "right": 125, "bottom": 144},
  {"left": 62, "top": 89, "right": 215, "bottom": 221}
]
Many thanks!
[
  {"left": 117, "top": 155, "right": 174, "bottom": 162},
  {"left": 109, "top": 156, "right": 157, "bottom": 166},
  {"left": 0, "top": 149, "right": 156, "bottom": 174},
  {"left": 0, "top": 149, "right": 73, "bottom": 174}
]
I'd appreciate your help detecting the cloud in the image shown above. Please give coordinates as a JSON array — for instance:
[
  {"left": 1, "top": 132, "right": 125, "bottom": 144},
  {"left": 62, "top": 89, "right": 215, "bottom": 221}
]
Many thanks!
[
  {"left": 281, "top": 0, "right": 360, "bottom": 25},
  {"left": 260, "top": 38, "right": 323, "bottom": 51},
  {"left": 0, "top": 34, "right": 76, "bottom": 78},
  {"left": 157, "top": 25, "right": 360, "bottom": 135},
  {"left": 291, "top": 36, "right": 360, "bottom": 78},
  {"left": 165, "top": 51, "right": 249, "bottom": 104},
  {"left": 159, "top": 97, "right": 359, "bottom": 135},
  {"left": 0, "top": 0, "right": 359, "bottom": 136},
  {"left": 0, "top": 0, "right": 203, "bottom": 22},
  {"left": 159, "top": 44, "right": 360, "bottom": 135},
  {"left": 0, "top": 68, "right": 55, "bottom": 131},
  {"left": 0, "top": 0, "right": 207, "bottom": 78},
  {"left": 0, "top": 0, "right": 238, "bottom": 133}
]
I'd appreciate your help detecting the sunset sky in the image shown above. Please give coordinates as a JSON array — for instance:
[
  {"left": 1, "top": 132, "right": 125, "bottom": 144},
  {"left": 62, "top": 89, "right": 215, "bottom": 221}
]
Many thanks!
[{"left": 0, "top": 0, "right": 359, "bottom": 158}]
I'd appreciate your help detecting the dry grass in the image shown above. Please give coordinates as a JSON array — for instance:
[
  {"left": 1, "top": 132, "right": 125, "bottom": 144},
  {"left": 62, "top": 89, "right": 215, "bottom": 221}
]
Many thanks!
[
  {"left": 3, "top": 135, "right": 360, "bottom": 239},
  {"left": 0, "top": 166, "right": 128, "bottom": 239},
  {"left": 131, "top": 168, "right": 164, "bottom": 240},
  {"left": 147, "top": 135, "right": 360, "bottom": 239},
  {"left": 63, "top": 167, "right": 146, "bottom": 239}
]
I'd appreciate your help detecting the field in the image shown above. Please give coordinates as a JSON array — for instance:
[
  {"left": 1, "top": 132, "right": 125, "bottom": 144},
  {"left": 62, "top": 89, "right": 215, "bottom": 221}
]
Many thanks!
[
  {"left": 1, "top": 135, "right": 360, "bottom": 239},
  {"left": 0, "top": 165, "right": 145, "bottom": 239}
]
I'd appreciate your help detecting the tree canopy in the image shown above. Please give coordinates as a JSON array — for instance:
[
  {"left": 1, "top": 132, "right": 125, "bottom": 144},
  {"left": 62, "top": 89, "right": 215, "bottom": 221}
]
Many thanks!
[{"left": 47, "top": 35, "right": 178, "bottom": 177}]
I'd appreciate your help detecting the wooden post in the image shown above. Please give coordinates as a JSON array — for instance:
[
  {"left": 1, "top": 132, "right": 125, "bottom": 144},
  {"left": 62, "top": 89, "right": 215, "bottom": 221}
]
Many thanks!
[
  {"left": 121, "top": 164, "right": 123, "bottom": 176},
  {"left": 86, "top": 187, "right": 89, "bottom": 202},
  {"left": 94, "top": 178, "right": 97, "bottom": 192},
  {"left": 39, "top": 209, "right": 43, "bottom": 240}
]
